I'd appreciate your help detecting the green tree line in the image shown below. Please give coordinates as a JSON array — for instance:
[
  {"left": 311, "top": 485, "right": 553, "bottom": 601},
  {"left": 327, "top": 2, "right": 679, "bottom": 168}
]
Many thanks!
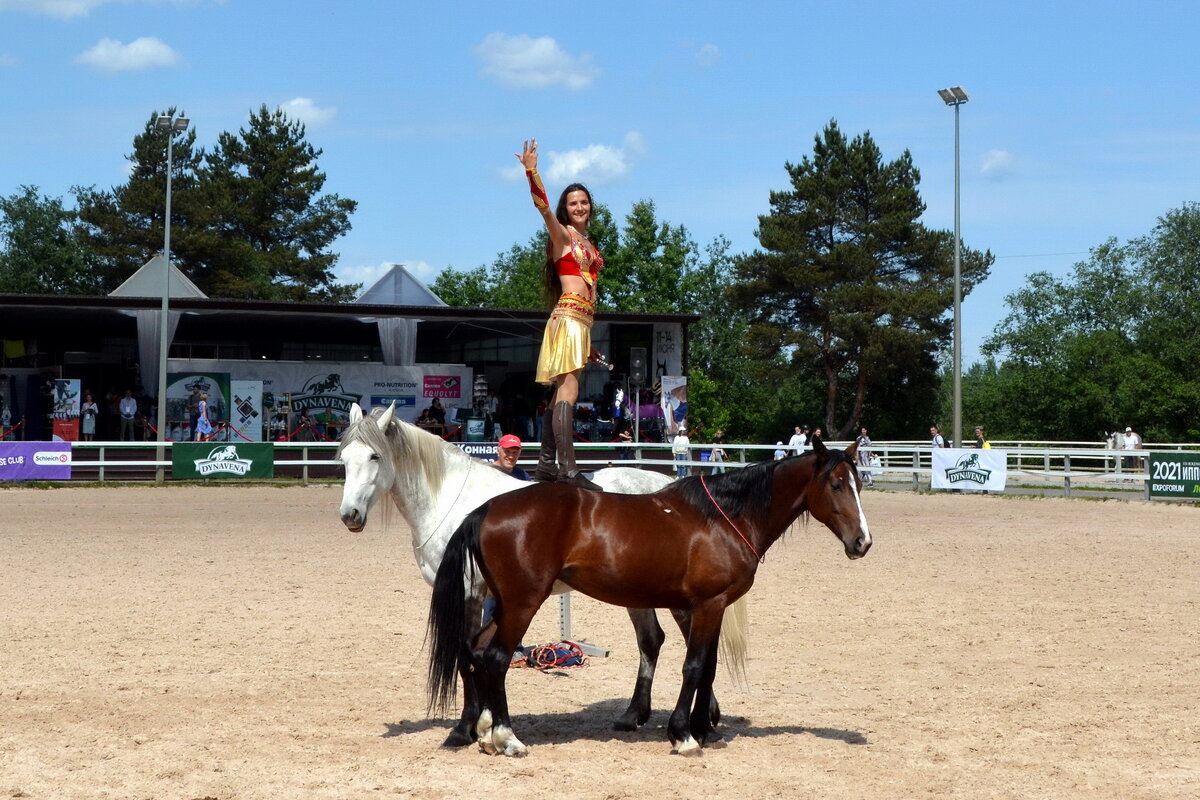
[
  {"left": 958, "top": 202, "right": 1200, "bottom": 443},
  {"left": 6, "top": 115, "right": 1194, "bottom": 442},
  {"left": 1, "top": 106, "right": 357, "bottom": 301}
]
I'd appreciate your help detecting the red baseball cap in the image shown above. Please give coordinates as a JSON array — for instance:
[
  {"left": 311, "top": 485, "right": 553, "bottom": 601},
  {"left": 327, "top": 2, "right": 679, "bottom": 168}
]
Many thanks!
[{"left": 498, "top": 434, "right": 522, "bottom": 448}]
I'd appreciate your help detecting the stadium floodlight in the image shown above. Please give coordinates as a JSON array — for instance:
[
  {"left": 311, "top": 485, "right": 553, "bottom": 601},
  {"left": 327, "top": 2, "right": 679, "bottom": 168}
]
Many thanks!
[
  {"left": 153, "top": 114, "right": 191, "bottom": 480},
  {"left": 937, "top": 87, "right": 968, "bottom": 448}
]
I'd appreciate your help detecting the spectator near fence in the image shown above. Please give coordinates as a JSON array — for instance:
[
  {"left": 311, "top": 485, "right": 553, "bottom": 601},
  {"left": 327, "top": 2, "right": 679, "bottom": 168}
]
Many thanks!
[
  {"left": 973, "top": 426, "right": 991, "bottom": 449},
  {"left": 855, "top": 426, "right": 874, "bottom": 487},
  {"left": 710, "top": 429, "right": 727, "bottom": 475},
  {"left": 672, "top": 425, "right": 690, "bottom": 478},
  {"left": 930, "top": 424, "right": 947, "bottom": 448},
  {"left": 788, "top": 425, "right": 807, "bottom": 455},
  {"left": 1122, "top": 426, "right": 1143, "bottom": 469},
  {"left": 119, "top": 389, "right": 138, "bottom": 441}
]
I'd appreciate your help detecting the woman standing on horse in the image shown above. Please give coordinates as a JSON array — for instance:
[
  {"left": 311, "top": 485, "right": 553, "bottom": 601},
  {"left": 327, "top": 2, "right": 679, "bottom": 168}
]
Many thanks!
[{"left": 517, "top": 138, "right": 604, "bottom": 490}]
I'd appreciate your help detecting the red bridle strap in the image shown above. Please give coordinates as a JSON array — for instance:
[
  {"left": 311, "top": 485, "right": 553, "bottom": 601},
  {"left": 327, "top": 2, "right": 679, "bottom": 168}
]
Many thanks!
[{"left": 700, "top": 474, "right": 765, "bottom": 564}]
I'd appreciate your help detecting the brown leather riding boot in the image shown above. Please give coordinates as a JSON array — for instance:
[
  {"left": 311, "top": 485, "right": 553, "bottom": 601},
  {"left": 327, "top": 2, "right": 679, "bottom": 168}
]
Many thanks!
[
  {"left": 532, "top": 406, "right": 558, "bottom": 482},
  {"left": 553, "top": 401, "right": 603, "bottom": 491}
]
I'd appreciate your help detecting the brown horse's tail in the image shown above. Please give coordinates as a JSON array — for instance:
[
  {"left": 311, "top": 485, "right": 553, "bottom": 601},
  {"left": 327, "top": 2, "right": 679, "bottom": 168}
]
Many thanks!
[
  {"left": 426, "top": 502, "right": 488, "bottom": 717},
  {"left": 718, "top": 595, "right": 750, "bottom": 685}
]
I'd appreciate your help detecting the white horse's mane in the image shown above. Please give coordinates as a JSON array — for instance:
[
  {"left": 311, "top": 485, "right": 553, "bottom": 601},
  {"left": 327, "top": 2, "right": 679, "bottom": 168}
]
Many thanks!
[{"left": 338, "top": 407, "right": 479, "bottom": 500}]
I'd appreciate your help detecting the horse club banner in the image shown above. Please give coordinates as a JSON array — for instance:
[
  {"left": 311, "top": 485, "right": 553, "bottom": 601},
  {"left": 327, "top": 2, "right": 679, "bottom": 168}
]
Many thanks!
[
  {"left": 51, "top": 378, "right": 81, "bottom": 442},
  {"left": 230, "top": 380, "right": 263, "bottom": 442},
  {"left": 932, "top": 448, "right": 1008, "bottom": 492},
  {"left": 171, "top": 360, "right": 472, "bottom": 429},
  {"left": 1148, "top": 452, "right": 1200, "bottom": 499},
  {"left": 0, "top": 442, "right": 72, "bottom": 481},
  {"left": 172, "top": 442, "right": 274, "bottom": 479}
]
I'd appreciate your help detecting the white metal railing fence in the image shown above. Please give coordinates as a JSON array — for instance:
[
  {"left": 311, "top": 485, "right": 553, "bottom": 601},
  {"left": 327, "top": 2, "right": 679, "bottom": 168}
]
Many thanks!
[{"left": 43, "top": 438, "right": 1193, "bottom": 501}]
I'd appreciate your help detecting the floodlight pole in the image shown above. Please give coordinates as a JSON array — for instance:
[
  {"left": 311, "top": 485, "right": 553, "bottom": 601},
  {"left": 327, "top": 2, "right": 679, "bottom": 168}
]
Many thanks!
[
  {"left": 938, "top": 87, "right": 969, "bottom": 448},
  {"left": 154, "top": 114, "right": 189, "bottom": 481}
]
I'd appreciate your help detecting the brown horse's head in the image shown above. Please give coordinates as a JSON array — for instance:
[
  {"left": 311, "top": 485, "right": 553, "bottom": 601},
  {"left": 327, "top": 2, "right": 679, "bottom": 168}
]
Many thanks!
[{"left": 805, "top": 437, "right": 872, "bottom": 559}]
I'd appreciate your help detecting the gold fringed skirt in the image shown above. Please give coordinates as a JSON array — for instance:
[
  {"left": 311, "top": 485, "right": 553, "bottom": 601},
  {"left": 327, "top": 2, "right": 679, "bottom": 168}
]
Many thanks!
[{"left": 536, "top": 292, "right": 594, "bottom": 385}]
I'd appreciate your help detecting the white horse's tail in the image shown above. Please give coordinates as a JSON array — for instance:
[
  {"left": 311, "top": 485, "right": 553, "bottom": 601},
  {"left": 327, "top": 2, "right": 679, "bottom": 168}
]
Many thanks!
[{"left": 718, "top": 595, "right": 749, "bottom": 685}]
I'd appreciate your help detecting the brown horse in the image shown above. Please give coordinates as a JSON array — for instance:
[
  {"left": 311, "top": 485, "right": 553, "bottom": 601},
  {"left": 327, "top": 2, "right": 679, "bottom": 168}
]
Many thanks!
[{"left": 427, "top": 438, "right": 872, "bottom": 756}]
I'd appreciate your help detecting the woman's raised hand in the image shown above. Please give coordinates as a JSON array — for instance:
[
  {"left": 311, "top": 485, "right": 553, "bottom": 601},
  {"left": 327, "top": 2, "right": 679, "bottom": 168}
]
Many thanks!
[{"left": 516, "top": 138, "right": 539, "bottom": 171}]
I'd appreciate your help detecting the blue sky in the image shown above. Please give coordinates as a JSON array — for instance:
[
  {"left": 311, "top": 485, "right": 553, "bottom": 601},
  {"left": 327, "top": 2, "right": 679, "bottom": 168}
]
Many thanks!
[{"left": 2, "top": 0, "right": 1198, "bottom": 366}]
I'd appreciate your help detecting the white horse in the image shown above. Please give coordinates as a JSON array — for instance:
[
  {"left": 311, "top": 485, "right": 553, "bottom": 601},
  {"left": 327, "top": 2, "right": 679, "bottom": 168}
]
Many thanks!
[{"left": 337, "top": 402, "right": 741, "bottom": 746}]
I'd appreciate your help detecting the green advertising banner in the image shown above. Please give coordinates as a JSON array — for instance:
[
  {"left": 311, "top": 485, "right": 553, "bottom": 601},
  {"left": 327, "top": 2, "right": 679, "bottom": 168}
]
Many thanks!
[
  {"left": 1148, "top": 452, "right": 1200, "bottom": 499},
  {"left": 172, "top": 442, "right": 275, "bottom": 479}
]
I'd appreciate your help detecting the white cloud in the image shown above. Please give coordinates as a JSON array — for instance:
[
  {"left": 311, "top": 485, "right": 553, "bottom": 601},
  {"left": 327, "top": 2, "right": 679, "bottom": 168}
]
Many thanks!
[
  {"left": 0, "top": 0, "right": 112, "bottom": 17},
  {"left": 74, "top": 36, "right": 180, "bottom": 72},
  {"left": 0, "top": 54, "right": 16, "bottom": 66},
  {"left": 981, "top": 149, "right": 1016, "bottom": 179},
  {"left": 1, "top": 1, "right": 220, "bottom": 18},
  {"left": 696, "top": 43, "right": 721, "bottom": 66},
  {"left": 280, "top": 97, "right": 336, "bottom": 127},
  {"left": 501, "top": 131, "right": 646, "bottom": 186},
  {"left": 474, "top": 33, "right": 598, "bottom": 90}
]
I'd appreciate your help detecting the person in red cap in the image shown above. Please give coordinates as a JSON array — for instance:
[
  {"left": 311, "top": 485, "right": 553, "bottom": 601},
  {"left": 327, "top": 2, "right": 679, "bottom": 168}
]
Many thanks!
[{"left": 490, "top": 434, "right": 529, "bottom": 481}]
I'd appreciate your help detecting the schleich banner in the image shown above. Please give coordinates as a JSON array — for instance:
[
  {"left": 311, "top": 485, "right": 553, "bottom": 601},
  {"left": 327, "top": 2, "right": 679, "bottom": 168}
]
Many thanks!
[{"left": 0, "top": 442, "right": 72, "bottom": 481}]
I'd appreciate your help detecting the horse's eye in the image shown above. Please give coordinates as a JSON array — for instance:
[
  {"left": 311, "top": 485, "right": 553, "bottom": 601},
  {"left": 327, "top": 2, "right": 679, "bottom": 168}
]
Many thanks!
[{"left": 369, "top": 453, "right": 381, "bottom": 461}]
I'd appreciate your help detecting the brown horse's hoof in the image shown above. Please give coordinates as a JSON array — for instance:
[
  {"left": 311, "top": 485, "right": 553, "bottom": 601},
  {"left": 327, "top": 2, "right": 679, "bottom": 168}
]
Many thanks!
[
  {"left": 612, "top": 716, "right": 640, "bottom": 732},
  {"left": 441, "top": 727, "right": 475, "bottom": 748}
]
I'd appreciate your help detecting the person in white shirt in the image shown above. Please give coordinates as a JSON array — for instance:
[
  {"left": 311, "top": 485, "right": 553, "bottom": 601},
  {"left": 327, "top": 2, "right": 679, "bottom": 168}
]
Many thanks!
[
  {"left": 930, "top": 424, "right": 947, "bottom": 448},
  {"left": 773, "top": 441, "right": 787, "bottom": 460},
  {"left": 787, "top": 425, "right": 807, "bottom": 455},
  {"left": 1122, "top": 426, "right": 1143, "bottom": 469},
  {"left": 672, "top": 425, "right": 690, "bottom": 478},
  {"left": 118, "top": 389, "right": 138, "bottom": 441}
]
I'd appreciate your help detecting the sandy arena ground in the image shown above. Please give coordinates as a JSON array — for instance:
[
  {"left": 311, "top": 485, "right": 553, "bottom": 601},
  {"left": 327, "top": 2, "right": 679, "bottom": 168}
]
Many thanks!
[{"left": 1, "top": 484, "right": 1197, "bottom": 799}]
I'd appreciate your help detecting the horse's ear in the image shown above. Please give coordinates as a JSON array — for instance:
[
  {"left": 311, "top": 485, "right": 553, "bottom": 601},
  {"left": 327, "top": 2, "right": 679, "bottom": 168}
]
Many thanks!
[
  {"left": 349, "top": 403, "right": 364, "bottom": 424},
  {"left": 377, "top": 401, "right": 396, "bottom": 431},
  {"left": 845, "top": 439, "right": 858, "bottom": 460},
  {"left": 811, "top": 435, "right": 829, "bottom": 460}
]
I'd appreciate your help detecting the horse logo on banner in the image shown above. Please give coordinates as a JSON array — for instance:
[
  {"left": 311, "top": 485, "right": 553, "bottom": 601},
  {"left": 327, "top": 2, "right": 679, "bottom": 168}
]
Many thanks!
[
  {"left": 292, "top": 373, "right": 362, "bottom": 414},
  {"left": 944, "top": 451, "right": 990, "bottom": 485},
  {"left": 194, "top": 445, "right": 253, "bottom": 476}
]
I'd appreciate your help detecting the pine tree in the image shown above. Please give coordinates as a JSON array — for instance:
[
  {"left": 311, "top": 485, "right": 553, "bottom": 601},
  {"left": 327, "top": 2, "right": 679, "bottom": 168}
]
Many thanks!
[
  {"left": 74, "top": 108, "right": 204, "bottom": 291},
  {"left": 197, "top": 105, "right": 357, "bottom": 301},
  {"left": 731, "top": 120, "right": 992, "bottom": 439}
]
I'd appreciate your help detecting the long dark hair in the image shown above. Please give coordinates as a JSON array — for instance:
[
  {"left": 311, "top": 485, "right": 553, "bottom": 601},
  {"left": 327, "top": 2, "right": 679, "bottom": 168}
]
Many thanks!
[{"left": 542, "top": 183, "right": 593, "bottom": 306}]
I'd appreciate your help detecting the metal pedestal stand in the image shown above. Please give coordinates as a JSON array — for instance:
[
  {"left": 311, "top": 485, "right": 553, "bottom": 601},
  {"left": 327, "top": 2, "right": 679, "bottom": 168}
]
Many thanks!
[{"left": 558, "top": 593, "right": 610, "bottom": 658}]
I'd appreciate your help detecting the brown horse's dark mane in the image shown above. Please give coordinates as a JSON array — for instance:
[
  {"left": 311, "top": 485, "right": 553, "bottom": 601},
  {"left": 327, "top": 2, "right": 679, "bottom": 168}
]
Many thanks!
[{"left": 672, "top": 449, "right": 856, "bottom": 523}]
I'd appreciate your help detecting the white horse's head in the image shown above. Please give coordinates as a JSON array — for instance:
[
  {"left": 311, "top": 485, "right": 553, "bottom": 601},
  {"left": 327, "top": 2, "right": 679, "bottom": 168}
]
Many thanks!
[
  {"left": 338, "top": 402, "right": 399, "bottom": 532},
  {"left": 337, "top": 402, "right": 455, "bottom": 533}
]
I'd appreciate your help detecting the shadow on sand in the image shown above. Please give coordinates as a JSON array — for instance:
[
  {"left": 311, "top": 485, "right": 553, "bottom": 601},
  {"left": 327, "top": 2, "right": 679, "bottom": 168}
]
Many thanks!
[{"left": 382, "top": 697, "right": 868, "bottom": 748}]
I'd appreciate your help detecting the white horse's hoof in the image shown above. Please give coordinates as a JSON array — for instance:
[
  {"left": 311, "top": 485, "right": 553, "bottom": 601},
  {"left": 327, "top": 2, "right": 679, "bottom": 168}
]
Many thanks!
[
  {"left": 673, "top": 736, "right": 702, "bottom": 756},
  {"left": 493, "top": 724, "right": 528, "bottom": 757},
  {"left": 475, "top": 709, "right": 497, "bottom": 755},
  {"left": 500, "top": 739, "right": 528, "bottom": 757}
]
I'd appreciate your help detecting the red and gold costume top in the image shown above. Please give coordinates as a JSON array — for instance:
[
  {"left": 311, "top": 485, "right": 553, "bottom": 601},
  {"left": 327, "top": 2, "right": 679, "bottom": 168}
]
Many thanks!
[{"left": 555, "top": 229, "right": 603, "bottom": 287}]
